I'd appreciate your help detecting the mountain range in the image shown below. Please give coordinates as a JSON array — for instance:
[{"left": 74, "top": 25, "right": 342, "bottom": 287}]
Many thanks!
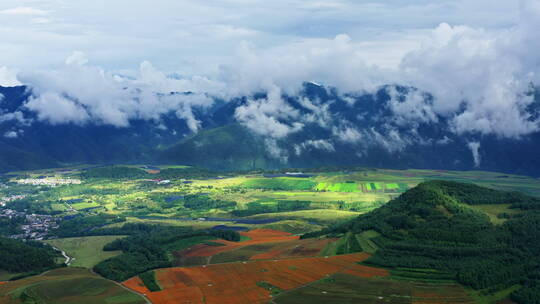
[{"left": 1, "top": 83, "right": 539, "bottom": 175}]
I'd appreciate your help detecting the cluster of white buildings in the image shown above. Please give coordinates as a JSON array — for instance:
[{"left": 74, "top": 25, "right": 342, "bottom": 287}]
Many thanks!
[
  {"left": 0, "top": 195, "right": 26, "bottom": 207},
  {"left": 0, "top": 209, "right": 60, "bottom": 240},
  {"left": 19, "top": 214, "right": 59, "bottom": 240},
  {"left": 16, "top": 178, "right": 82, "bottom": 187}
]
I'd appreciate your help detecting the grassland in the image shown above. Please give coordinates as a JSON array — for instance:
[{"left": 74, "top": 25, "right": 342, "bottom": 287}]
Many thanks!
[
  {"left": 70, "top": 202, "right": 101, "bottom": 210},
  {"left": 0, "top": 268, "right": 146, "bottom": 304},
  {"left": 239, "top": 177, "right": 317, "bottom": 191},
  {"left": 44, "top": 236, "right": 126, "bottom": 268},
  {"left": 0, "top": 272, "right": 24, "bottom": 282},
  {"left": 472, "top": 204, "right": 523, "bottom": 224}
]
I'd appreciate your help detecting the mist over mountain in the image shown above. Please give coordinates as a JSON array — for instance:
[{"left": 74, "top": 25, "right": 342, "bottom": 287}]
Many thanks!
[
  {"left": 1, "top": 1, "right": 540, "bottom": 175},
  {"left": 1, "top": 82, "right": 539, "bottom": 175}
]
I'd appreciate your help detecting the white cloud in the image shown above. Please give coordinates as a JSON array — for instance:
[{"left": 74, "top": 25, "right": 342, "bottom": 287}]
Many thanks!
[
  {"left": 3, "top": 131, "right": 18, "bottom": 138},
  {"left": 400, "top": 7, "right": 540, "bottom": 138},
  {"left": 298, "top": 139, "right": 336, "bottom": 153},
  {"left": 17, "top": 53, "right": 219, "bottom": 129},
  {"left": 332, "top": 126, "right": 362, "bottom": 143},
  {"left": 221, "top": 35, "right": 390, "bottom": 96},
  {"left": 0, "top": 7, "right": 48, "bottom": 16},
  {"left": 25, "top": 92, "right": 90, "bottom": 125},
  {"left": 0, "top": 111, "right": 31, "bottom": 125},
  {"left": 0, "top": 67, "right": 21, "bottom": 87},
  {"left": 264, "top": 138, "right": 289, "bottom": 163},
  {"left": 468, "top": 141, "right": 481, "bottom": 167},
  {"left": 65, "top": 51, "right": 89, "bottom": 66},
  {"left": 234, "top": 85, "right": 303, "bottom": 138},
  {"left": 387, "top": 87, "right": 438, "bottom": 126}
]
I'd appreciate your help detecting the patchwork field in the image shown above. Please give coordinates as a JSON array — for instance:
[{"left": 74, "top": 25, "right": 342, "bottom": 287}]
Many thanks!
[
  {"left": 0, "top": 268, "right": 146, "bottom": 304},
  {"left": 177, "top": 229, "right": 299, "bottom": 262},
  {"left": 123, "top": 252, "right": 386, "bottom": 304},
  {"left": 3, "top": 166, "right": 540, "bottom": 304},
  {"left": 210, "top": 237, "right": 336, "bottom": 264}
]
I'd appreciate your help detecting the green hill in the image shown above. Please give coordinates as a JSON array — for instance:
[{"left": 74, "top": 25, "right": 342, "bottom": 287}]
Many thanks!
[{"left": 304, "top": 181, "right": 540, "bottom": 304}]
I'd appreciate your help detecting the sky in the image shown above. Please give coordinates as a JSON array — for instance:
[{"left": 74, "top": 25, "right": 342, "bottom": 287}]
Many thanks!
[
  {"left": 0, "top": 0, "right": 520, "bottom": 75},
  {"left": 1, "top": 0, "right": 539, "bottom": 150}
]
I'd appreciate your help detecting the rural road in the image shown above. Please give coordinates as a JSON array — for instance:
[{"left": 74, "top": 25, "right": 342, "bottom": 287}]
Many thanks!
[{"left": 52, "top": 246, "right": 71, "bottom": 266}]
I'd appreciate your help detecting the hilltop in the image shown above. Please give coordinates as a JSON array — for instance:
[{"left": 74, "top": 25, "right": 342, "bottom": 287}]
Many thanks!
[{"left": 304, "top": 181, "right": 540, "bottom": 303}]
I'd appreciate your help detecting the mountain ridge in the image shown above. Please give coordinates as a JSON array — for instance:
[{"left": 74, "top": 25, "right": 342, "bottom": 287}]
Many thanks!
[{"left": 1, "top": 83, "right": 540, "bottom": 175}]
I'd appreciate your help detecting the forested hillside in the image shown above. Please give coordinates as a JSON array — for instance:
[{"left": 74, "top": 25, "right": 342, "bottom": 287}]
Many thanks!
[
  {"left": 303, "top": 181, "right": 540, "bottom": 303},
  {"left": 0, "top": 237, "right": 61, "bottom": 275}
]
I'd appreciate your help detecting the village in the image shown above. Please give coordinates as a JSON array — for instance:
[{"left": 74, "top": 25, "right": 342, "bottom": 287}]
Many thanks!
[
  {"left": 1, "top": 190, "right": 61, "bottom": 240},
  {"left": 15, "top": 177, "right": 82, "bottom": 187},
  {"left": 0, "top": 208, "right": 60, "bottom": 240}
]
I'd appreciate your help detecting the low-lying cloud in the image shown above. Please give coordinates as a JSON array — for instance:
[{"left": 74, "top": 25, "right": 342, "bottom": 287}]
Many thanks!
[{"left": 18, "top": 53, "right": 218, "bottom": 131}]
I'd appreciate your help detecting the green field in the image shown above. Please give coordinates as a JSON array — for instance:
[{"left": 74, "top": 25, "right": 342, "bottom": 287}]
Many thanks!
[
  {"left": 0, "top": 268, "right": 145, "bottom": 304},
  {"left": 71, "top": 202, "right": 101, "bottom": 210},
  {"left": 240, "top": 177, "right": 316, "bottom": 191},
  {"left": 472, "top": 204, "right": 523, "bottom": 224},
  {"left": 316, "top": 182, "right": 361, "bottom": 192},
  {"left": 246, "top": 209, "right": 360, "bottom": 225},
  {"left": 45, "top": 236, "right": 126, "bottom": 268}
]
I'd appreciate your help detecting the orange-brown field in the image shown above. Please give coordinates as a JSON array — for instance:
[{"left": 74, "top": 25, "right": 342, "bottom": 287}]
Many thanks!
[
  {"left": 175, "top": 229, "right": 335, "bottom": 267},
  {"left": 123, "top": 252, "right": 388, "bottom": 304},
  {"left": 249, "top": 238, "right": 336, "bottom": 260},
  {"left": 181, "top": 229, "right": 299, "bottom": 258}
]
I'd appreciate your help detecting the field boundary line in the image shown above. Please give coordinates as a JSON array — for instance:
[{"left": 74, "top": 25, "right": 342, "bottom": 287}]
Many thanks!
[{"left": 89, "top": 269, "right": 152, "bottom": 304}]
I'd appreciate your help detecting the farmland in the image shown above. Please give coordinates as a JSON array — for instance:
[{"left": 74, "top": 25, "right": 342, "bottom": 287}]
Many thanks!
[
  {"left": 3, "top": 165, "right": 540, "bottom": 235},
  {"left": 123, "top": 252, "right": 387, "bottom": 304},
  {"left": 274, "top": 273, "right": 474, "bottom": 304},
  {"left": 2, "top": 165, "right": 540, "bottom": 303},
  {"left": 0, "top": 267, "right": 146, "bottom": 304}
]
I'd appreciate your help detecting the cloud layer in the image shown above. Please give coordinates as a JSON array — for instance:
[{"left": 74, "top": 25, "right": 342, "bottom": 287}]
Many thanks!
[{"left": 1, "top": 0, "right": 539, "bottom": 165}]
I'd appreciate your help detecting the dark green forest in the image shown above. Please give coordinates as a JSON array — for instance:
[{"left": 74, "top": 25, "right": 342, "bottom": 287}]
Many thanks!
[
  {"left": 0, "top": 237, "right": 60, "bottom": 274},
  {"left": 79, "top": 165, "right": 219, "bottom": 180}
]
